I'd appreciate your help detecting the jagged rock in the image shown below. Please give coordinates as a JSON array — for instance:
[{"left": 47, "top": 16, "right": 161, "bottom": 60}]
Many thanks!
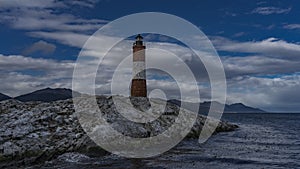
[
  {"left": 0, "top": 96, "right": 238, "bottom": 168},
  {"left": 1, "top": 141, "right": 22, "bottom": 156}
]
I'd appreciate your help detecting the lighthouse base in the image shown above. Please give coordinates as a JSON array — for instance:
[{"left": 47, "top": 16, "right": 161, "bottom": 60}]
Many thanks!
[{"left": 131, "top": 79, "right": 147, "bottom": 97}]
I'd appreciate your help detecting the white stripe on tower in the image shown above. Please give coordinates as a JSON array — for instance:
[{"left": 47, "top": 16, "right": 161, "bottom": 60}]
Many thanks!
[{"left": 133, "top": 61, "right": 146, "bottom": 79}]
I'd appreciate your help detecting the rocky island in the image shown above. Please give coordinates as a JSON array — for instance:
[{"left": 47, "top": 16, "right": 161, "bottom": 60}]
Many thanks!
[{"left": 0, "top": 96, "right": 238, "bottom": 168}]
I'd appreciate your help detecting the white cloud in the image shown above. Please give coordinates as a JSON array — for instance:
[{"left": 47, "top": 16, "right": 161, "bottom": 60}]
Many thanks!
[
  {"left": 0, "top": 71, "right": 73, "bottom": 98},
  {"left": 0, "top": 0, "right": 107, "bottom": 32},
  {"left": 1, "top": 35, "right": 300, "bottom": 111},
  {"left": 0, "top": 0, "right": 299, "bottom": 111},
  {"left": 0, "top": 71, "right": 71, "bottom": 97},
  {"left": 227, "top": 75, "right": 300, "bottom": 112},
  {"left": 212, "top": 36, "right": 300, "bottom": 60},
  {"left": 0, "top": 54, "right": 73, "bottom": 72},
  {"left": 0, "top": 0, "right": 98, "bottom": 9},
  {"left": 256, "top": 1, "right": 267, "bottom": 5},
  {"left": 63, "top": 0, "right": 100, "bottom": 8},
  {"left": 283, "top": 24, "right": 300, "bottom": 29},
  {"left": 0, "top": 1, "right": 298, "bottom": 111},
  {"left": 23, "top": 40, "right": 56, "bottom": 55},
  {"left": 0, "top": 0, "right": 63, "bottom": 8},
  {"left": 0, "top": 0, "right": 106, "bottom": 97},
  {"left": 0, "top": 38, "right": 213, "bottom": 102},
  {"left": 222, "top": 55, "right": 300, "bottom": 78},
  {"left": 28, "top": 31, "right": 90, "bottom": 48},
  {"left": 251, "top": 6, "right": 291, "bottom": 15},
  {"left": 209, "top": 36, "right": 300, "bottom": 111},
  {"left": 232, "top": 32, "right": 245, "bottom": 37},
  {"left": 0, "top": 54, "right": 74, "bottom": 96}
]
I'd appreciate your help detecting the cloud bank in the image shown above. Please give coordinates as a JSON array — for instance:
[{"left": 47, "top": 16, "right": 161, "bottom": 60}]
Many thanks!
[
  {"left": 251, "top": 6, "right": 291, "bottom": 15},
  {"left": 0, "top": 0, "right": 299, "bottom": 112}
]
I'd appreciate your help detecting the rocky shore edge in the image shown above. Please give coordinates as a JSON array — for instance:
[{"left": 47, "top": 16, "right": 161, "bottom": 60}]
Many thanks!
[{"left": 0, "top": 96, "right": 238, "bottom": 168}]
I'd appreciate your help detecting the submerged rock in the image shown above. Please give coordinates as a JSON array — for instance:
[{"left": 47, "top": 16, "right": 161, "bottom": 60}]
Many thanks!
[{"left": 0, "top": 96, "right": 237, "bottom": 168}]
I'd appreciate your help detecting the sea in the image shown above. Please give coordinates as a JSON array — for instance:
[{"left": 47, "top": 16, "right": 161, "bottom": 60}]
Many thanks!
[{"left": 33, "top": 113, "right": 300, "bottom": 169}]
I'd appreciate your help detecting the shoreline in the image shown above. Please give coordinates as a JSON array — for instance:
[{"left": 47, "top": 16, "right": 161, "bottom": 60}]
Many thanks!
[{"left": 0, "top": 96, "right": 238, "bottom": 168}]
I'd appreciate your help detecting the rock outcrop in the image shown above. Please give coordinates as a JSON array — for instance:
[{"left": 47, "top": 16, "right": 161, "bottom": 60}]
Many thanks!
[{"left": 0, "top": 96, "right": 237, "bottom": 168}]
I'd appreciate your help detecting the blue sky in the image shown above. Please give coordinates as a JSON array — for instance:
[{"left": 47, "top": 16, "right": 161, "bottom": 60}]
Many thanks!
[{"left": 0, "top": 0, "right": 300, "bottom": 112}]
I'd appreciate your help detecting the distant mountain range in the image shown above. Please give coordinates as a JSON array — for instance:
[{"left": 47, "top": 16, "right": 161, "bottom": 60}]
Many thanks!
[
  {"left": 168, "top": 100, "right": 266, "bottom": 113},
  {"left": 225, "top": 103, "right": 265, "bottom": 113},
  {"left": 14, "top": 88, "right": 81, "bottom": 102},
  {"left": 0, "top": 93, "right": 11, "bottom": 101},
  {"left": 0, "top": 88, "right": 80, "bottom": 102},
  {"left": 0, "top": 88, "right": 265, "bottom": 113}
]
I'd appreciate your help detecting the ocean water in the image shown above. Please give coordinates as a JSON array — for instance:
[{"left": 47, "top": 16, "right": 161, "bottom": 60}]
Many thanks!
[{"left": 36, "top": 113, "right": 300, "bottom": 169}]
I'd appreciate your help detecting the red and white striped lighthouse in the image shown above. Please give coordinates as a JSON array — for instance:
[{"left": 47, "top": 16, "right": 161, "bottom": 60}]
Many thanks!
[{"left": 131, "top": 34, "right": 147, "bottom": 97}]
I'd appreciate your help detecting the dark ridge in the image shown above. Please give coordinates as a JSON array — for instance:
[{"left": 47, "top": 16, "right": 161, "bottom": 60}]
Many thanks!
[
  {"left": 14, "top": 88, "right": 81, "bottom": 102},
  {"left": 0, "top": 93, "right": 11, "bottom": 101},
  {"left": 168, "top": 99, "right": 266, "bottom": 114},
  {"left": 226, "top": 103, "right": 266, "bottom": 113}
]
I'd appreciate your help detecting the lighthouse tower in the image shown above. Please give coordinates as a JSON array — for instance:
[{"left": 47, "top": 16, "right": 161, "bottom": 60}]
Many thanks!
[{"left": 131, "top": 34, "right": 147, "bottom": 97}]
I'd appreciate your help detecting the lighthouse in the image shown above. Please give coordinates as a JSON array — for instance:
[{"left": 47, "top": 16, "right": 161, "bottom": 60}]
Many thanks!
[{"left": 131, "top": 34, "right": 147, "bottom": 97}]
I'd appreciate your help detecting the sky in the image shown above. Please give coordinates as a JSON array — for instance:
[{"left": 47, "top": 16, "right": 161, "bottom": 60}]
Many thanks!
[{"left": 0, "top": 0, "right": 300, "bottom": 112}]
